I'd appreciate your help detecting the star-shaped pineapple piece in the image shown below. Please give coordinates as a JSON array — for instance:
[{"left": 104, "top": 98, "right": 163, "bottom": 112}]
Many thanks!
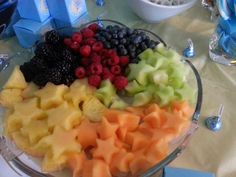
[
  {"left": 34, "top": 83, "right": 68, "bottom": 109},
  {"left": 13, "top": 97, "right": 46, "bottom": 126},
  {"left": 93, "top": 137, "right": 119, "bottom": 164},
  {"left": 37, "top": 126, "right": 81, "bottom": 162},
  {"left": 64, "top": 79, "right": 95, "bottom": 107},
  {"left": 20, "top": 119, "right": 49, "bottom": 144},
  {"left": 46, "top": 102, "right": 81, "bottom": 130}
]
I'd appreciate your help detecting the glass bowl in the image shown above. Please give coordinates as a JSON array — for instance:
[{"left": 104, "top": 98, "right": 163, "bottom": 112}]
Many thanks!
[{"left": 0, "top": 19, "right": 202, "bottom": 177}]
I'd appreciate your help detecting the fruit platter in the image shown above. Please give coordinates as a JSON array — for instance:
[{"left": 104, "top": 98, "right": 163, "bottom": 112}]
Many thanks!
[{"left": 0, "top": 19, "right": 202, "bottom": 177}]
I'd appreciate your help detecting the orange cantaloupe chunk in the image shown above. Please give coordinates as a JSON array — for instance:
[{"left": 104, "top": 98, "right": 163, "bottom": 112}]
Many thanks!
[
  {"left": 75, "top": 119, "right": 98, "bottom": 149},
  {"left": 144, "top": 139, "right": 169, "bottom": 165},
  {"left": 125, "top": 131, "right": 150, "bottom": 151},
  {"left": 116, "top": 126, "right": 128, "bottom": 141},
  {"left": 125, "top": 106, "right": 145, "bottom": 119},
  {"left": 67, "top": 152, "right": 87, "bottom": 177},
  {"left": 110, "top": 148, "right": 134, "bottom": 174},
  {"left": 162, "top": 112, "right": 190, "bottom": 136},
  {"left": 144, "top": 103, "right": 161, "bottom": 115},
  {"left": 172, "top": 101, "right": 194, "bottom": 119},
  {"left": 82, "top": 160, "right": 93, "bottom": 177},
  {"left": 143, "top": 111, "right": 162, "bottom": 128},
  {"left": 97, "top": 118, "right": 119, "bottom": 140},
  {"left": 93, "top": 137, "right": 119, "bottom": 164},
  {"left": 151, "top": 129, "right": 176, "bottom": 143},
  {"left": 92, "top": 159, "right": 112, "bottom": 177},
  {"left": 129, "top": 155, "right": 152, "bottom": 176},
  {"left": 105, "top": 109, "right": 140, "bottom": 131}
]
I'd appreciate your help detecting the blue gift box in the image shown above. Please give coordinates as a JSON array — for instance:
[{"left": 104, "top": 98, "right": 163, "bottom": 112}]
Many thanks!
[
  {"left": 164, "top": 167, "right": 215, "bottom": 177},
  {"left": 17, "top": 0, "right": 50, "bottom": 22},
  {"left": 46, "top": 0, "right": 87, "bottom": 24},
  {"left": 13, "top": 17, "right": 54, "bottom": 48}
]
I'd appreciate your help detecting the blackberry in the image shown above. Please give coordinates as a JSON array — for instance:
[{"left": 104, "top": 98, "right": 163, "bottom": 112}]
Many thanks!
[
  {"left": 47, "top": 68, "right": 63, "bottom": 85},
  {"left": 35, "top": 42, "right": 55, "bottom": 59},
  {"left": 61, "top": 49, "right": 74, "bottom": 62},
  {"left": 55, "top": 60, "right": 72, "bottom": 74},
  {"left": 45, "top": 30, "right": 61, "bottom": 45},
  {"left": 20, "top": 63, "right": 36, "bottom": 82},
  {"left": 30, "top": 56, "right": 48, "bottom": 71},
  {"left": 62, "top": 73, "right": 75, "bottom": 86},
  {"left": 33, "top": 73, "right": 48, "bottom": 87}
]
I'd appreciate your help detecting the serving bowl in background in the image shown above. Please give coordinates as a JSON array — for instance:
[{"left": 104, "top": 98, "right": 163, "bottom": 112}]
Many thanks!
[
  {"left": 0, "top": 19, "right": 202, "bottom": 177},
  {"left": 127, "top": 0, "right": 197, "bottom": 23}
]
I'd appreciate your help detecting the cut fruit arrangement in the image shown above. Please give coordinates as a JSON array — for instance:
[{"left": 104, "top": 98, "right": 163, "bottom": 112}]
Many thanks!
[{"left": 0, "top": 22, "right": 197, "bottom": 177}]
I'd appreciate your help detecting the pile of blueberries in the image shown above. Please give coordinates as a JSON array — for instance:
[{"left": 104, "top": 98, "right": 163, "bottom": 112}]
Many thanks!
[{"left": 95, "top": 25, "right": 159, "bottom": 63}]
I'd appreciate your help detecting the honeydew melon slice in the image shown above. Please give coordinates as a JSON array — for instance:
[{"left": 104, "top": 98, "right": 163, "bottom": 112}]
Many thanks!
[
  {"left": 125, "top": 80, "right": 146, "bottom": 96},
  {"left": 175, "top": 83, "right": 196, "bottom": 104},
  {"left": 154, "top": 85, "right": 175, "bottom": 106}
]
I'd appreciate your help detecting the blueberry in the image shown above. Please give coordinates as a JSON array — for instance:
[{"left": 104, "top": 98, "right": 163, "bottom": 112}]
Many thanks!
[
  {"left": 112, "top": 33, "right": 118, "bottom": 39},
  {"left": 119, "top": 28, "right": 127, "bottom": 36},
  {"left": 133, "top": 35, "right": 142, "bottom": 44},
  {"left": 126, "top": 28, "right": 133, "bottom": 36},
  {"left": 118, "top": 44, "right": 125, "bottom": 49},
  {"left": 145, "top": 38, "right": 151, "bottom": 46},
  {"left": 129, "top": 51, "right": 137, "bottom": 59},
  {"left": 106, "top": 25, "right": 113, "bottom": 32},
  {"left": 131, "top": 58, "right": 140, "bottom": 63},
  {"left": 128, "top": 44, "right": 136, "bottom": 52},
  {"left": 100, "top": 36, "right": 107, "bottom": 43},
  {"left": 104, "top": 41, "right": 112, "bottom": 49},
  {"left": 133, "top": 30, "right": 139, "bottom": 35},
  {"left": 111, "top": 39, "right": 119, "bottom": 46},
  {"left": 119, "top": 38, "right": 127, "bottom": 45},
  {"left": 118, "top": 32, "right": 124, "bottom": 39},
  {"left": 136, "top": 48, "right": 142, "bottom": 55},
  {"left": 140, "top": 42, "right": 148, "bottom": 51},
  {"left": 104, "top": 32, "right": 112, "bottom": 40},
  {"left": 118, "top": 48, "right": 128, "bottom": 56}
]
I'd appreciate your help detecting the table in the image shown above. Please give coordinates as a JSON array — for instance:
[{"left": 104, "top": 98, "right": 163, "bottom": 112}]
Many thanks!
[{"left": 0, "top": 1, "right": 236, "bottom": 177}]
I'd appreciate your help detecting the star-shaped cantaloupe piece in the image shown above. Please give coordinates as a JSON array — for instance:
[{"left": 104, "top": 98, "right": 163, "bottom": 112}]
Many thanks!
[
  {"left": 46, "top": 102, "right": 81, "bottom": 130},
  {"left": 64, "top": 79, "right": 95, "bottom": 107},
  {"left": 93, "top": 137, "right": 119, "bottom": 164},
  {"left": 125, "top": 131, "right": 150, "bottom": 151},
  {"left": 75, "top": 119, "right": 98, "bottom": 148},
  {"left": 67, "top": 152, "right": 87, "bottom": 177},
  {"left": 97, "top": 118, "right": 119, "bottom": 140},
  {"left": 37, "top": 126, "right": 81, "bottom": 162},
  {"left": 34, "top": 83, "right": 68, "bottom": 109},
  {"left": 13, "top": 97, "right": 46, "bottom": 126},
  {"left": 20, "top": 119, "right": 49, "bottom": 144}
]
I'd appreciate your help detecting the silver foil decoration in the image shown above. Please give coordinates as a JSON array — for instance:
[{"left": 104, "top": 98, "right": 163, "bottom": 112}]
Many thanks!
[
  {"left": 0, "top": 54, "right": 9, "bottom": 72},
  {"left": 201, "top": 0, "right": 220, "bottom": 21},
  {"left": 183, "top": 38, "right": 195, "bottom": 58}
]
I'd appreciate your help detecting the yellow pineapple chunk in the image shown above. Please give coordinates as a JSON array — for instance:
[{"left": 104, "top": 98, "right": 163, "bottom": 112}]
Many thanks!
[
  {"left": 34, "top": 83, "right": 68, "bottom": 109},
  {"left": 46, "top": 102, "right": 81, "bottom": 130},
  {"left": 64, "top": 79, "right": 95, "bottom": 108},
  {"left": 36, "top": 126, "right": 81, "bottom": 172},
  {"left": 3, "top": 66, "right": 27, "bottom": 89},
  {"left": 14, "top": 98, "right": 46, "bottom": 126},
  {"left": 0, "top": 89, "right": 23, "bottom": 108},
  {"left": 12, "top": 131, "right": 45, "bottom": 157},
  {"left": 5, "top": 113, "right": 23, "bottom": 135},
  {"left": 20, "top": 119, "right": 49, "bottom": 144},
  {"left": 21, "top": 82, "right": 39, "bottom": 99},
  {"left": 82, "top": 97, "right": 106, "bottom": 122},
  {"left": 42, "top": 152, "right": 67, "bottom": 172}
]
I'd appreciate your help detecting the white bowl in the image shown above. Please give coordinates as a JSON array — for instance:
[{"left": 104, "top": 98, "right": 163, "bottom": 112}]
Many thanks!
[{"left": 127, "top": 0, "right": 197, "bottom": 23}]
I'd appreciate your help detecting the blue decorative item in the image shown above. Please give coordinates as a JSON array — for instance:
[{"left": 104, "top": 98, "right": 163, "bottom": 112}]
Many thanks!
[
  {"left": 97, "top": 17, "right": 104, "bottom": 28},
  {"left": 0, "top": 54, "right": 9, "bottom": 72},
  {"left": 183, "top": 38, "right": 195, "bottom": 58},
  {"left": 205, "top": 104, "right": 224, "bottom": 132},
  {"left": 96, "top": 0, "right": 105, "bottom": 6}
]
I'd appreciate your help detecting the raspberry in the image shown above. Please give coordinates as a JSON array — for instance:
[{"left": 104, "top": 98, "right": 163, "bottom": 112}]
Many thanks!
[
  {"left": 88, "top": 23, "right": 99, "bottom": 32},
  {"left": 75, "top": 67, "right": 86, "bottom": 79},
  {"left": 108, "top": 55, "right": 120, "bottom": 66},
  {"left": 70, "top": 41, "right": 80, "bottom": 52},
  {"left": 92, "top": 42, "right": 104, "bottom": 52},
  {"left": 80, "top": 45, "right": 91, "bottom": 57},
  {"left": 120, "top": 56, "right": 129, "bottom": 66},
  {"left": 107, "top": 49, "right": 117, "bottom": 58},
  {"left": 102, "top": 67, "right": 110, "bottom": 75},
  {"left": 84, "top": 38, "right": 96, "bottom": 46},
  {"left": 113, "top": 76, "right": 128, "bottom": 90},
  {"left": 99, "top": 49, "right": 108, "bottom": 57},
  {"left": 64, "top": 38, "right": 72, "bottom": 46},
  {"left": 103, "top": 72, "right": 114, "bottom": 82},
  {"left": 81, "top": 28, "right": 95, "bottom": 38},
  {"left": 90, "top": 63, "right": 103, "bottom": 75},
  {"left": 91, "top": 54, "right": 101, "bottom": 63},
  {"left": 88, "top": 75, "right": 101, "bottom": 88},
  {"left": 72, "top": 32, "right": 83, "bottom": 43},
  {"left": 111, "top": 65, "right": 121, "bottom": 75},
  {"left": 80, "top": 58, "right": 90, "bottom": 66}
]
